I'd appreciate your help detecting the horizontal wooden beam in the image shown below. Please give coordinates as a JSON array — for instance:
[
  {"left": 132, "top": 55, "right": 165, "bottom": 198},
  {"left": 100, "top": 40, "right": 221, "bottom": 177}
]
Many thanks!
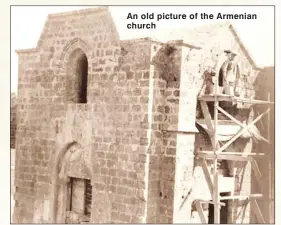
[
  {"left": 197, "top": 200, "right": 226, "bottom": 206},
  {"left": 198, "top": 151, "right": 265, "bottom": 156},
  {"left": 220, "top": 193, "right": 263, "bottom": 201},
  {"left": 196, "top": 151, "right": 265, "bottom": 161},
  {"left": 198, "top": 94, "right": 274, "bottom": 104}
]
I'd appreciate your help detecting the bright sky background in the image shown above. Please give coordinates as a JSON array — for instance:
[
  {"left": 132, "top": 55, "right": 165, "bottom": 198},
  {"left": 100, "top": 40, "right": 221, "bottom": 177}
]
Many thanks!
[{"left": 11, "top": 6, "right": 274, "bottom": 93}]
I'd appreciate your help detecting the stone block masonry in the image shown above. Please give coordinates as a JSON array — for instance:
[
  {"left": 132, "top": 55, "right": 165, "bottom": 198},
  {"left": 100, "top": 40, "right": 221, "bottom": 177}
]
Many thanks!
[
  {"left": 11, "top": 93, "right": 17, "bottom": 148},
  {"left": 13, "top": 7, "right": 268, "bottom": 224}
]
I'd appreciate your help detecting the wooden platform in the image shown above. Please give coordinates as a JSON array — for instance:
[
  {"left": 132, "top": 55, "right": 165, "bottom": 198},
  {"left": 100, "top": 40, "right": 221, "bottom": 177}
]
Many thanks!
[
  {"left": 196, "top": 151, "right": 265, "bottom": 161},
  {"left": 198, "top": 94, "right": 274, "bottom": 104}
]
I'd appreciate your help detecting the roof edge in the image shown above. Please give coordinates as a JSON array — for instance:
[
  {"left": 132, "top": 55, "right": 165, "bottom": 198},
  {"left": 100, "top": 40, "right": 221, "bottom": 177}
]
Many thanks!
[
  {"left": 120, "top": 37, "right": 201, "bottom": 49},
  {"left": 15, "top": 48, "right": 37, "bottom": 54},
  {"left": 48, "top": 6, "right": 108, "bottom": 18},
  {"left": 228, "top": 24, "right": 263, "bottom": 71}
]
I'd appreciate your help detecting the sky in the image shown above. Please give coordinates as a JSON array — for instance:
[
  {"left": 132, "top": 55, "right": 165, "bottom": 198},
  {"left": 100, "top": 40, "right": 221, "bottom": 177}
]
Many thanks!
[{"left": 11, "top": 6, "right": 274, "bottom": 93}]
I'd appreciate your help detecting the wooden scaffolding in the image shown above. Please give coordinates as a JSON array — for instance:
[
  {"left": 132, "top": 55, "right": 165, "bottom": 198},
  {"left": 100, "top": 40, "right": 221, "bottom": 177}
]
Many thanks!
[{"left": 194, "top": 76, "right": 274, "bottom": 224}]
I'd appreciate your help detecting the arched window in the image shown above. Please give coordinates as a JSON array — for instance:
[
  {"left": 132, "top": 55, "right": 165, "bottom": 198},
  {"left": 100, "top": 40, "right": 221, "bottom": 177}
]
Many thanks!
[{"left": 67, "top": 49, "right": 88, "bottom": 103}]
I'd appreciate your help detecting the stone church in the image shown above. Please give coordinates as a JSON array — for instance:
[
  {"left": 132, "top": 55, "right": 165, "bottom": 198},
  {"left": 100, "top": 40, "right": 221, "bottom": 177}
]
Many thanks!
[{"left": 13, "top": 7, "right": 274, "bottom": 224}]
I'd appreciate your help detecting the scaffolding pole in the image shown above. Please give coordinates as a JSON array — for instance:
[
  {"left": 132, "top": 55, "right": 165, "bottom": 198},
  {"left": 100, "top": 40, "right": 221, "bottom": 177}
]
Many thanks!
[
  {"left": 194, "top": 79, "right": 274, "bottom": 224},
  {"left": 213, "top": 76, "right": 220, "bottom": 224},
  {"left": 267, "top": 92, "right": 274, "bottom": 223}
]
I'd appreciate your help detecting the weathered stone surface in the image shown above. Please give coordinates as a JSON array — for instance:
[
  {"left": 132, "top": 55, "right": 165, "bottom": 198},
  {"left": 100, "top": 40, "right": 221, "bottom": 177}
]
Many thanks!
[
  {"left": 11, "top": 93, "right": 17, "bottom": 148},
  {"left": 13, "top": 7, "right": 272, "bottom": 224}
]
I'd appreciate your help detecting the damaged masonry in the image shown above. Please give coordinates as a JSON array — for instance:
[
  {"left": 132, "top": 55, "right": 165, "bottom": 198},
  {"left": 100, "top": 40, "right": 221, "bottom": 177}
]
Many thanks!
[{"left": 12, "top": 7, "right": 274, "bottom": 224}]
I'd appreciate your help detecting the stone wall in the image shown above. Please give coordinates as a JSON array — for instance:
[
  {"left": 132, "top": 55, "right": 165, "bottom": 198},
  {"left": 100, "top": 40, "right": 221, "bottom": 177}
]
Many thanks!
[
  {"left": 152, "top": 42, "right": 204, "bottom": 223},
  {"left": 13, "top": 7, "right": 267, "bottom": 224},
  {"left": 11, "top": 93, "right": 17, "bottom": 148},
  {"left": 14, "top": 8, "right": 153, "bottom": 223}
]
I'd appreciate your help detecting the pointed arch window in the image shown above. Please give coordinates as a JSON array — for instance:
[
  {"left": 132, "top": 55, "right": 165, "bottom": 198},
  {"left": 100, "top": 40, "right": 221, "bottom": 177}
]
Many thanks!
[{"left": 66, "top": 49, "right": 88, "bottom": 103}]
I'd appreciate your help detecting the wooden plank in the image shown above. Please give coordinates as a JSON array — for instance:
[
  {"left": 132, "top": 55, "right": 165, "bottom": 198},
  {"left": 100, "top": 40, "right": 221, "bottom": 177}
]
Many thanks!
[
  {"left": 233, "top": 96, "right": 274, "bottom": 105},
  {"left": 213, "top": 169, "right": 220, "bottom": 223},
  {"left": 252, "top": 159, "right": 262, "bottom": 180},
  {"left": 249, "top": 108, "right": 271, "bottom": 129},
  {"left": 200, "top": 101, "right": 220, "bottom": 150},
  {"left": 198, "top": 94, "right": 232, "bottom": 102},
  {"left": 195, "top": 200, "right": 207, "bottom": 224},
  {"left": 216, "top": 108, "right": 270, "bottom": 153},
  {"left": 198, "top": 79, "right": 206, "bottom": 97},
  {"left": 200, "top": 159, "right": 214, "bottom": 195},
  {"left": 217, "top": 105, "right": 269, "bottom": 143},
  {"left": 197, "top": 152, "right": 256, "bottom": 161},
  {"left": 217, "top": 105, "right": 243, "bottom": 127},
  {"left": 199, "top": 200, "right": 226, "bottom": 206},
  {"left": 198, "top": 94, "right": 274, "bottom": 104},
  {"left": 257, "top": 111, "right": 265, "bottom": 131},
  {"left": 220, "top": 194, "right": 263, "bottom": 201},
  {"left": 213, "top": 76, "right": 220, "bottom": 224},
  {"left": 198, "top": 151, "right": 265, "bottom": 156},
  {"left": 252, "top": 199, "right": 266, "bottom": 223},
  {"left": 200, "top": 101, "right": 214, "bottom": 133},
  {"left": 251, "top": 159, "right": 264, "bottom": 194},
  {"left": 217, "top": 155, "right": 253, "bottom": 161},
  {"left": 216, "top": 127, "right": 246, "bottom": 153},
  {"left": 267, "top": 92, "right": 274, "bottom": 224}
]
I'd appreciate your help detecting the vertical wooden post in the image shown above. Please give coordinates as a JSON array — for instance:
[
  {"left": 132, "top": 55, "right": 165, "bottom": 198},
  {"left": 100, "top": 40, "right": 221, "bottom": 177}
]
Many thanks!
[
  {"left": 213, "top": 76, "right": 220, "bottom": 224},
  {"left": 267, "top": 92, "right": 274, "bottom": 223},
  {"left": 268, "top": 92, "right": 271, "bottom": 142}
]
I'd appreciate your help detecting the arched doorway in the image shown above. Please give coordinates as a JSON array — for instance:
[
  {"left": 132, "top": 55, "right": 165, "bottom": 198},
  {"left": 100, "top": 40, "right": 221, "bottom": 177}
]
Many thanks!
[{"left": 50, "top": 142, "right": 92, "bottom": 223}]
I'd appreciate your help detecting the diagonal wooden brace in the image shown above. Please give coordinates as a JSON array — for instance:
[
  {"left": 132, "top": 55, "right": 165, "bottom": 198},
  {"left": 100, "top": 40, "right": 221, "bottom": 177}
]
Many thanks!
[
  {"left": 251, "top": 159, "right": 263, "bottom": 189},
  {"left": 251, "top": 199, "right": 265, "bottom": 223},
  {"left": 200, "top": 101, "right": 220, "bottom": 150},
  {"left": 217, "top": 106, "right": 270, "bottom": 143},
  {"left": 194, "top": 200, "right": 208, "bottom": 224},
  {"left": 216, "top": 108, "right": 270, "bottom": 153},
  {"left": 200, "top": 101, "right": 214, "bottom": 133},
  {"left": 200, "top": 159, "right": 214, "bottom": 196}
]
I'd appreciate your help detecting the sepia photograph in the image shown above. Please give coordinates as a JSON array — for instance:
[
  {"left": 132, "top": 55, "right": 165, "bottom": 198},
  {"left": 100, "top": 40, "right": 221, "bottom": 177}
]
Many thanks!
[{"left": 10, "top": 5, "right": 275, "bottom": 224}]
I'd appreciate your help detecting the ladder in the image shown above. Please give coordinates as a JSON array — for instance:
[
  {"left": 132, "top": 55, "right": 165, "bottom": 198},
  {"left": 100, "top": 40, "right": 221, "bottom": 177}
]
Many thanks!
[{"left": 194, "top": 76, "right": 274, "bottom": 224}]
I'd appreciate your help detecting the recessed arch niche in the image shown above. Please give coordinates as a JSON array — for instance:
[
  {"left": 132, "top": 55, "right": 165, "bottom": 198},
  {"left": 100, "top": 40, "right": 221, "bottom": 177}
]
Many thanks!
[
  {"left": 50, "top": 142, "right": 93, "bottom": 223},
  {"left": 66, "top": 48, "right": 89, "bottom": 103}
]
